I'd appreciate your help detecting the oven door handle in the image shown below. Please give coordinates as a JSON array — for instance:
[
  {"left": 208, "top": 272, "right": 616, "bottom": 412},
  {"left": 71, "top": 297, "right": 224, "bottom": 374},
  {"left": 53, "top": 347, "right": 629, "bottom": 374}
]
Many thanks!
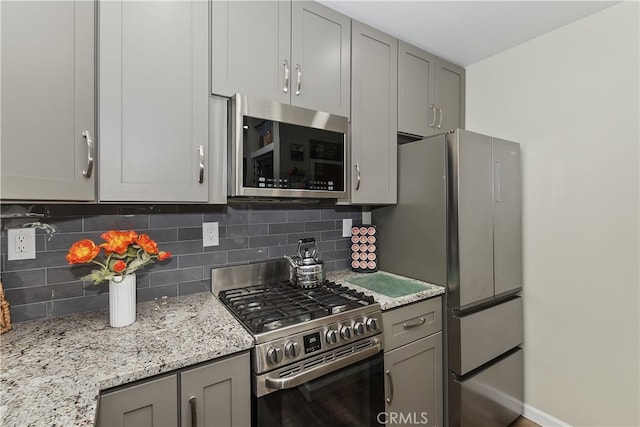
[{"left": 264, "top": 338, "right": 383, "bottom": 391}]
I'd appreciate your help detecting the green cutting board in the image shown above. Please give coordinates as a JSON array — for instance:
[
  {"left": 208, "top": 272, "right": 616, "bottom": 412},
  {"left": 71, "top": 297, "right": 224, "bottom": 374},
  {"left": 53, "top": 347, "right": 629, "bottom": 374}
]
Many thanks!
[{"left": 346, "top": 272, "right": 428, "bottom": 298}]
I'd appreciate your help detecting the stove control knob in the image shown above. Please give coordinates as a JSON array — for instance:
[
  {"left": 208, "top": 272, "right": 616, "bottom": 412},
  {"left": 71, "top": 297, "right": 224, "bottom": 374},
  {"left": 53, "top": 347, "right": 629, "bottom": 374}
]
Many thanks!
[
  {"left": 354, "top": 321, "right": 365, "bottom": 336},
  {"left": 366, "top": 317, "right": 379, "bottom": 331},
  {"left": 266, "top": 346, "right": 283, "bottom": 364},
  {"left": 284, "top": 341, "right": 300, "bottom": 358},
  {"left": 340, "top": 325, "right": 352, "bottom": 340},
  {"left": 326, "top": 329, "right": 338, "bottom": 345}
]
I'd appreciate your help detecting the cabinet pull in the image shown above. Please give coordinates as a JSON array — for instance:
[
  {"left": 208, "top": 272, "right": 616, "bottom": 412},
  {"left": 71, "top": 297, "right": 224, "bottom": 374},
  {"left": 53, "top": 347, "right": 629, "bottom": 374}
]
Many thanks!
[
  {"left": 189, "top": 396, "right": 197, "bottom": 427},
  {"left": 429, "top": 105, "right": 436, "bottom": 128},
  {"left": 495, "top": 162, "right": 502, "bottom": 203},
  {"left": 295, "top": 63, "right": 302, "bottom": 96},
  {"left": 283, "top": 59, "right": 290, "bottom": 93},
  {"left": 81, "top": 130, "right": 94, "bottom": 179},
  {"left": 385, "top": 370, "right": 394, "bottom": 404},
  {"left": 198, "top": 145, "right": 204, "bottom": 184},
  {"left": 354, "top": 163, "right": 361, "bottom": 191},
  {"left": 436, "top": 106, "right": 443, "bottom": 129},
  {"left": 403, "top": 317, "right": 425, "bottom": 329}
]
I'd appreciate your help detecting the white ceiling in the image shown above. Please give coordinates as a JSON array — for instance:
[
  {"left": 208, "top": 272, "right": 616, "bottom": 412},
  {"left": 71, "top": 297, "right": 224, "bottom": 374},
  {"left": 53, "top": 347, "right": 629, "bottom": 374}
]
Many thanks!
[{"left": 317, "top": 0, "right": 620, "bottom": 67}]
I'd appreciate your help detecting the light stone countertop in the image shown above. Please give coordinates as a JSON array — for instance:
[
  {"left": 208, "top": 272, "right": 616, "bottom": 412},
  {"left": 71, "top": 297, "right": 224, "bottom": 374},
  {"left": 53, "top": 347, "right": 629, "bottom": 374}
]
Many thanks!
[
  {"left": 0, "top": 269, "right": 443, "bottom": 426},
  {"left": 0, "top": 292, "right": 254, "bottom": 427},
  {"left": 327, "top": 270, "right": 445, "bottom": 311}
]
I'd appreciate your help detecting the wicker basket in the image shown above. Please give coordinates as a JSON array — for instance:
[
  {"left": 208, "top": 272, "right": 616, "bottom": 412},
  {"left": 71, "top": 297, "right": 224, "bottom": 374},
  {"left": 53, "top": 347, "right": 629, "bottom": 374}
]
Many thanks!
[{"left": 0, "top": 281, "right": 11, "bottom": 334}]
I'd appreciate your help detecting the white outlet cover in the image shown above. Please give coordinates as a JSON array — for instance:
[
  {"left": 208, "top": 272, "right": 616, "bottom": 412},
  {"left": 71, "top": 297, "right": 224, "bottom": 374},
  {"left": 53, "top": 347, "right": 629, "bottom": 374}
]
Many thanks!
[
  {"left": 202, "top": 222, "right": 219, "bottom": 247},
  {"left": 7, "top": 228, "right": 36, "bottom": 260},
  {"left": 342, "top": 218, "right": 353, "bottom": 237}
]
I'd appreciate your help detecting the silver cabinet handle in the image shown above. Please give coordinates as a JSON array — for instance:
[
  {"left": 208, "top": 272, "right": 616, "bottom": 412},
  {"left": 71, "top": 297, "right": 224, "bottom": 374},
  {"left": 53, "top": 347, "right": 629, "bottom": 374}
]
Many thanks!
[
  {"left": 283, "top": 59, "right": 289, "bottom": 93},
  {"left": 386, "top": 370, "right": 394, "bottom": 404},
  {"left": 295, "top": 63, "right": 302, "bottom": 96},
  {"left": 81, "top": 130, "right": 94, "bottom": 178},
  {"left": 354, "top": 163, "right": 361, "bottom": 191},
  {"left": 198, "top": 145, "right": 204, "bottom": 184},
  {"left": 429, "top": 105, "right": 436, "bottom": 128},
  {"left": 403, "top": 317, "right": 425, "bottom": 329},
  {"left": 436, "top": 106, "right": 443, "bottom": 129},
  {"left": 189, "top": 396, "right": 197, "bottom": 427},
  {"left": 495, "top": 162, "right": 502, "bottom": 203}
]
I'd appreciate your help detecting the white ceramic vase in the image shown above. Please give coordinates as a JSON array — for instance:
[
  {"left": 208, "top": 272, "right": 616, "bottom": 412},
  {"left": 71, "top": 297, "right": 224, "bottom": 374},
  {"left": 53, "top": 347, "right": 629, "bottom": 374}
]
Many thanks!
[{"left": 109, "top": 274, "right": 136, "bottom": 327}]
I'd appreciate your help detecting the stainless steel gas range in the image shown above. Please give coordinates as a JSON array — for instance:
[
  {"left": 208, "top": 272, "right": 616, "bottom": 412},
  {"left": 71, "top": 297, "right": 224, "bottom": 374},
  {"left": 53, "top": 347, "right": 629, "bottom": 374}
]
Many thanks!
[{"left": 212, "top": 260, "right": 385, "bottom": 427}]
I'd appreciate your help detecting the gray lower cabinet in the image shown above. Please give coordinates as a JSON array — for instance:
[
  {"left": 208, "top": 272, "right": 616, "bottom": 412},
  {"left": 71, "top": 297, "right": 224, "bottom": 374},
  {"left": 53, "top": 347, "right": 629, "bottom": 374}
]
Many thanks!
[
  {"left": 99, "top": 0, "right": 210, "bottom": 202},
  {"left": 97, "top": 352, "right": 250, "bottom": 427},
  {"left": 1, "top": 0, "right": 95, "bottom": 201},
  {"left": 212, "top": 1, "right": 350, "bottom": 117},
  {"left": 383, "top": 297, "right": 443, "bottom": 427},
  {"left": 398, "top": 41, "right": 465, "bottom": 138},
  {"left": 350, "top": 21, "right": 398, "bottom": 205}
]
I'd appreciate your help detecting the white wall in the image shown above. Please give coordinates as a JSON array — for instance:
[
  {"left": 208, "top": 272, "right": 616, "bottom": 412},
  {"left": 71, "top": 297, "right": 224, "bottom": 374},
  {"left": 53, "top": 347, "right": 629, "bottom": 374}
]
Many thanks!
[{"left": 465, "top": 2, "right": 639, "bottom": 426}]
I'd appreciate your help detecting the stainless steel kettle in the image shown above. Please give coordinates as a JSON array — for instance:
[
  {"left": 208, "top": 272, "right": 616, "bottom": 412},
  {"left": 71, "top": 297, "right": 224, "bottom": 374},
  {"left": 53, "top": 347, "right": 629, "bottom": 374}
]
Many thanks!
[{"left": 284, "top": 238, "right": 326, "bottom": 288}]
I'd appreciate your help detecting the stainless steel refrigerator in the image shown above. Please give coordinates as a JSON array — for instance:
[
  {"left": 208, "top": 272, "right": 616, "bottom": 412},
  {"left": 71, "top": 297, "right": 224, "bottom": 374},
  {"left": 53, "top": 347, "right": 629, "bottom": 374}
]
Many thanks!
[{"left": 373, "top": 129, "right": 524, "bottom": 427}]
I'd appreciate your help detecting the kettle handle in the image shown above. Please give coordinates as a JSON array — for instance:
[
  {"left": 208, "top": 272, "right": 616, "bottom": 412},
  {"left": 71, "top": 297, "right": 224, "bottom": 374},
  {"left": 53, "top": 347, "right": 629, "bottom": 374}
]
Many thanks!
[{"left": 297, "top": 238, "right": 318, "bottom": 259}]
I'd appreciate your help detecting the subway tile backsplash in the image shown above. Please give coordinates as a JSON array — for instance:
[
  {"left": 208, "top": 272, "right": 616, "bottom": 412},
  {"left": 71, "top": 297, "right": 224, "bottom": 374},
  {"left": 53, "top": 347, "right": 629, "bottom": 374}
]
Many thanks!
[{"left": 0, "top": 203, "right": 361, "bottom": 322}]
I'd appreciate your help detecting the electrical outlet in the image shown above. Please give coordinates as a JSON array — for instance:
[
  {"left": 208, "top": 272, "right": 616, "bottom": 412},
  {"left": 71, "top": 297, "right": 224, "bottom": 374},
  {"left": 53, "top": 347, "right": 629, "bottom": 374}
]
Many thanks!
[
  {"left": 342, "top": 218, "right": 353, "bottom": 237},
  {"left": 7, "top": 228, "right": 36, "bottom": 260},
  {"left": 202, "top": 222, "right": 219, "bottom": 247}
]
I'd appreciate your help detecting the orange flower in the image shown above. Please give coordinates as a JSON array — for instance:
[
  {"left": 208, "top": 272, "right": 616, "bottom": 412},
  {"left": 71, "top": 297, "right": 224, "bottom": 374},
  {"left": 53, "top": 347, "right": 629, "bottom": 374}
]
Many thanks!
[
  {"left": 66, "top": 239, "right": 101, "bottom": 264},
  {"left": 136, "top": 234, "right": 158, "bottom": 254},
  {"left": 157, "top": 251, "right": 172, "bottom": 261},
  {"left": 100, "top": 230, "right": 138, "bottom": 254},
  {"left": 113, "top": 260, "right": 127, "bottom": 273}
]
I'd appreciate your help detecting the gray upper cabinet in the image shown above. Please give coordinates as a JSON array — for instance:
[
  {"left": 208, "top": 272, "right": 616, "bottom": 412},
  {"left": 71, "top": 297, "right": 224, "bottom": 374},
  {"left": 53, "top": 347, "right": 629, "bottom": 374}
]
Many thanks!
[
  {"left": 212, "top": 1, "right": 350, "bottom": 117},
  {"left": 99, "top": 0, "right": 209, "bottom": 202},
  {"left": 1, "top": 0, "right": 95, "bottom": 201},
  {"left": 350, "top": 21, "right": 398, "bottom": 205},
  {"left": 398, "top": 42, "right": 465, "bottom": 138}
]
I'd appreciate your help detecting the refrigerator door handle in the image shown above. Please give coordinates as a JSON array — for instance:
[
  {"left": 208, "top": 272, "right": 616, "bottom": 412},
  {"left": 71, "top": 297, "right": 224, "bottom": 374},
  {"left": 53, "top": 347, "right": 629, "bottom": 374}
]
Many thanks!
[{"left": 495, "top": 162, "right": 502, "bottom": 202}]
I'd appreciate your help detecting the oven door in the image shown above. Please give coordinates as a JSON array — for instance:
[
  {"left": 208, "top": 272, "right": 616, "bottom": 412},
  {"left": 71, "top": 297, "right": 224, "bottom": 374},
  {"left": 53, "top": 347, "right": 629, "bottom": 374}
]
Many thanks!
[{"left": 254, "top": 353, "right": 384, "bottom": 427}]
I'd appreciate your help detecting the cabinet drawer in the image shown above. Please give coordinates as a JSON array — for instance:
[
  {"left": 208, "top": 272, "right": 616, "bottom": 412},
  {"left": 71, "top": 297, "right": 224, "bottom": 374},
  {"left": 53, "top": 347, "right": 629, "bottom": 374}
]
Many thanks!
[{"left": 383, "top": 297, "right": 442, "bottom": 351}]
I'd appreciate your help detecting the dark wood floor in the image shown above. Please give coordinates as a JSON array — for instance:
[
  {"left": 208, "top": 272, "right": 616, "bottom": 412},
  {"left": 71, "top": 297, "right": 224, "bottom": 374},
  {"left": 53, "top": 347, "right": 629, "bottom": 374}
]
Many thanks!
[{"left": 509, "top": 416, "right": 541, "bottom": 427}]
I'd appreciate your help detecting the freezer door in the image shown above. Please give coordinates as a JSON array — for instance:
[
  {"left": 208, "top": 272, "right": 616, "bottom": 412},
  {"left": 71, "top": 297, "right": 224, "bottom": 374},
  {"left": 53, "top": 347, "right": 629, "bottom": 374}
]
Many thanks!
[
  {"left": 447, "top": 130, "right": 494, "bottom": 310},
  {"left": 493, "top": 138, "right": 523, "bottom": 297},
  {"left": 449, "top": 348, "right": 524, "bottom": 427}
]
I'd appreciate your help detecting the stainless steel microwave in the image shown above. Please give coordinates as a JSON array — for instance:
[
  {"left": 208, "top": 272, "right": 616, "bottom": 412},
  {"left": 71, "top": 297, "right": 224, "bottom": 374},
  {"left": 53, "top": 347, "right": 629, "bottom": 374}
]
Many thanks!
[{"left": 229, "top": 94, "right": 349, "bottom": 199}]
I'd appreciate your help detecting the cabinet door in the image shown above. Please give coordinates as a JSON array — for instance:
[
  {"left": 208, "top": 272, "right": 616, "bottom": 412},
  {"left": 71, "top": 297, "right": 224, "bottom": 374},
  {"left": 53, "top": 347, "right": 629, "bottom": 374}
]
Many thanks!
[
  {"left": 99, "top": 0, "right": 209, "bottom": 202},
  {"left": 98, "top": 375, "right": 178, "bottom": 427},
  {"left": 384, "top": 333, "right": 443, "bottom": 427},
  {"left": 1, "top": 0, "right": 95, "bottom": 201},
  {"left": 350, "top": 21, "right": 398, "bottom": 204},
  {"left": 291, "top": 1, "right": 350, "bottom": 117},
  {"left": 398, "top": 41, "right": 436, "bottom": 138},
  {"left": 212, "top": 0, "right": 290, "bottom": 103},
  {"left": 493, "top": 138, "right": 522, "bottom": 297},
  {"left": 180, "top": 352, "right": 250, "bottom": 427},
  {"left": 434, "top": 57, "right": 465, "bottom": 134}
]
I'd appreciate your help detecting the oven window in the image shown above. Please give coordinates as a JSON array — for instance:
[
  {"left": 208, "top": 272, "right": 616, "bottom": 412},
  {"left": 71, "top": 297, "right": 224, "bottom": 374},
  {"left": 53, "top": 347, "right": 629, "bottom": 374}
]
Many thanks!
[
  {"left": 242, "top": 116, "right": 345, "bottom": 192},
  {"left": 254, "top": 354, "right": 384, "bottom": 427}
]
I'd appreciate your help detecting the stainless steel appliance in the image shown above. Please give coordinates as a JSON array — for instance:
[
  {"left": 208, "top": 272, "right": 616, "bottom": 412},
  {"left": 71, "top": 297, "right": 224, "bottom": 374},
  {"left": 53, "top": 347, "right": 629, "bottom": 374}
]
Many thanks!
[
  {"left": 284, "top": 238, "right": 326, "bottom": 288},
  {"left": 229, "top": 94, "right": 349, "bottom": 200},
  {"left": 212, "top": 260, "right": 385, "bottom": 426},
  {"left": 373, "top": 129, "right": 523, "bottom": 426}
]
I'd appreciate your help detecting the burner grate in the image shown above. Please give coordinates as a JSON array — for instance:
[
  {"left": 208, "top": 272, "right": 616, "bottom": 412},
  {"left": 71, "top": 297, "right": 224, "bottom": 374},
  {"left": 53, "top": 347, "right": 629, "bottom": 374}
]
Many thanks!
[{"left": 218, "top": 280, "right": 375, "bottom": 333}]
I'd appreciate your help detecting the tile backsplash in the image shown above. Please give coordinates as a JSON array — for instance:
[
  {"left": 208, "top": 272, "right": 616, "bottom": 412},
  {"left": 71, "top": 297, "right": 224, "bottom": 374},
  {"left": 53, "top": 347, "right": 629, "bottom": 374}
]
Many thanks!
[{"left": 0, "top": 203, "right": 361, "bottom": 323}]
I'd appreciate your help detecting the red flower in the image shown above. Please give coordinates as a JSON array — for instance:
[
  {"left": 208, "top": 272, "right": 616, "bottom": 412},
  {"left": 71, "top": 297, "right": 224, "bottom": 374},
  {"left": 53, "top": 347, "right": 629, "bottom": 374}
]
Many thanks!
[
  {"left": 157, "top": 251, "right": 172, "bottom": 261},
  {"left": 100, "top": 230, "right": 138, "bottom": 254},
  {"left": 136, "top": 234, "right": 158, "bottom": 254},
  {"left": 66, "top": 240, "right": 101, "bottom": 264},
  {"left": 112, "top": 260, "right": 127, "bottom": 273}
]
